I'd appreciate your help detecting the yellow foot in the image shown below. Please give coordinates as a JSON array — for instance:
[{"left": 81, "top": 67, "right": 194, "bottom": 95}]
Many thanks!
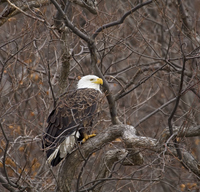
[{"left": 82, "top": 133, "right": 96, "bottom": 144}]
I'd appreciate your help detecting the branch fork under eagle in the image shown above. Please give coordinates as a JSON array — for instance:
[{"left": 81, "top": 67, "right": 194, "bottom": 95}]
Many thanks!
[{"left": 42, "top": 75, "right": 103, "bottom": 166}]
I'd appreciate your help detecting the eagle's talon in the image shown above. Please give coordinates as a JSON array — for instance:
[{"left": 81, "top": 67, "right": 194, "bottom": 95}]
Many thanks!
[
  {"left": 81, "top": 138, "right": 86, "bottom": 144},
  {"left": 81, "top": 133, "right": 96, "bottom": 144},
  {"left": 88, "top": 133, "right": 96, "bottom": 138}
]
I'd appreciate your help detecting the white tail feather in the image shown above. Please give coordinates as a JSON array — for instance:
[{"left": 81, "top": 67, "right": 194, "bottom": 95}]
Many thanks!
[
  {"left": 47, "top": 131, "right": 80, "bottom": 164},
  {"left": 47, "top": 146, "right": 60, "bottom": 164}
]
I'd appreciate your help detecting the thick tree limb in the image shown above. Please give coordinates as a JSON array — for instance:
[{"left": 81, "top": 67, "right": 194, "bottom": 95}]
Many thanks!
[
  {"left": 58, "top": 31, "right": 71, "bottom": 95},
  {"left": 56, "top": 125, "right": 122, "bottom": 192},
  {"left": 93, "top": 144, "right": 143, "bottom": 191},
  {"left": 56, "top": 124, "right": 200, "bottom": 191},
  {"left": 52, "top": 0, "right": 72, "bottom": 95}
]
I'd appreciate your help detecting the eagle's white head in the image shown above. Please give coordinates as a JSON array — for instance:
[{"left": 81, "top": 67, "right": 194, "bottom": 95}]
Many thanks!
[{"left": 77, "top": 75, "right": 103, "bottom": 92}]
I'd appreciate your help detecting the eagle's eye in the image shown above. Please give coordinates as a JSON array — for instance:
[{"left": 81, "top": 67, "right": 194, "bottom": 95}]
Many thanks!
[{"left": 90, "top": 79, "right": 94, "bottom": 81}]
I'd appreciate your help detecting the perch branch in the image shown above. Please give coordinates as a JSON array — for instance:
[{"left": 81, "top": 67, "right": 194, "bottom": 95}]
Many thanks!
[{"left": 56, "top": 124, "right": 200, "bottom": 191}]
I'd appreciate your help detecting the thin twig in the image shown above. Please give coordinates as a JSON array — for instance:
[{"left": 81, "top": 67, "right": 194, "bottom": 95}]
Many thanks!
[
  {"left": 115, "top": 63, "right": 168, "bottom": 101},
  {"left": 6, "top": 0, "right": 46, "bottom": 23},
  {"left": 47, "top": 43, "right": 56, "bottom": 107}
]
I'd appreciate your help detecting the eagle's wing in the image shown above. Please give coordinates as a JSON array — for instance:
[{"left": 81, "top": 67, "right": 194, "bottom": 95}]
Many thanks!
[{"left": 42, "top": 89, "right": 100, "bottom": 166}]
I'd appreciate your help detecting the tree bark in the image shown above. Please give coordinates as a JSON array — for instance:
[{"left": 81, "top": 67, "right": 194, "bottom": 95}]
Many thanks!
[{"left": 56, "top": 124, "right": 200, "bottom": 191}]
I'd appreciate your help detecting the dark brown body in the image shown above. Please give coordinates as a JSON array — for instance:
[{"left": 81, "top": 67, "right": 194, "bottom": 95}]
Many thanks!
[{"left": 42, "top": 88, "right": 102, "bottom": 166}]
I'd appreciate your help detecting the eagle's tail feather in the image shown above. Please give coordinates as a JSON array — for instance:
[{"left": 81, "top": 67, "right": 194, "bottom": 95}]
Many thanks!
[
  {"left": 51, "top": 151, "right": 63, "bottom": 166},
  {"left": 47, "top": 146, "right": 60, "bottom": 165},
  {"left": 46, "top": 131, "right": 80, "bottom": 166}
]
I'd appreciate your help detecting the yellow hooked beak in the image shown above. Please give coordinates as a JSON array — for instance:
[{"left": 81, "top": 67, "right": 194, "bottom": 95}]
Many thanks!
[{"left": 93, "top": 78, "right": 103, "bottom": 85}]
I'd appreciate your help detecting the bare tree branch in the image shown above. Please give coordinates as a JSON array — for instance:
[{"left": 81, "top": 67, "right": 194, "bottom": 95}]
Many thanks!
[
  {"left": 92, "top": 0, "right": 153, "bottom": 39},
  {"left": 0, "top": 0, "right": 50, "bottom": 24},
  {"left": 1, "top": 0, "right": 49, "bottom": 26},
  {"left": 50, "top": 0, "right": 92, "bottom": 44}
]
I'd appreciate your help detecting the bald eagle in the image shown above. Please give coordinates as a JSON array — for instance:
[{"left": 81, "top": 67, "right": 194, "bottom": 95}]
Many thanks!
[{"left": 42, "top": 75, "right": 103, "bottom": 166}]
